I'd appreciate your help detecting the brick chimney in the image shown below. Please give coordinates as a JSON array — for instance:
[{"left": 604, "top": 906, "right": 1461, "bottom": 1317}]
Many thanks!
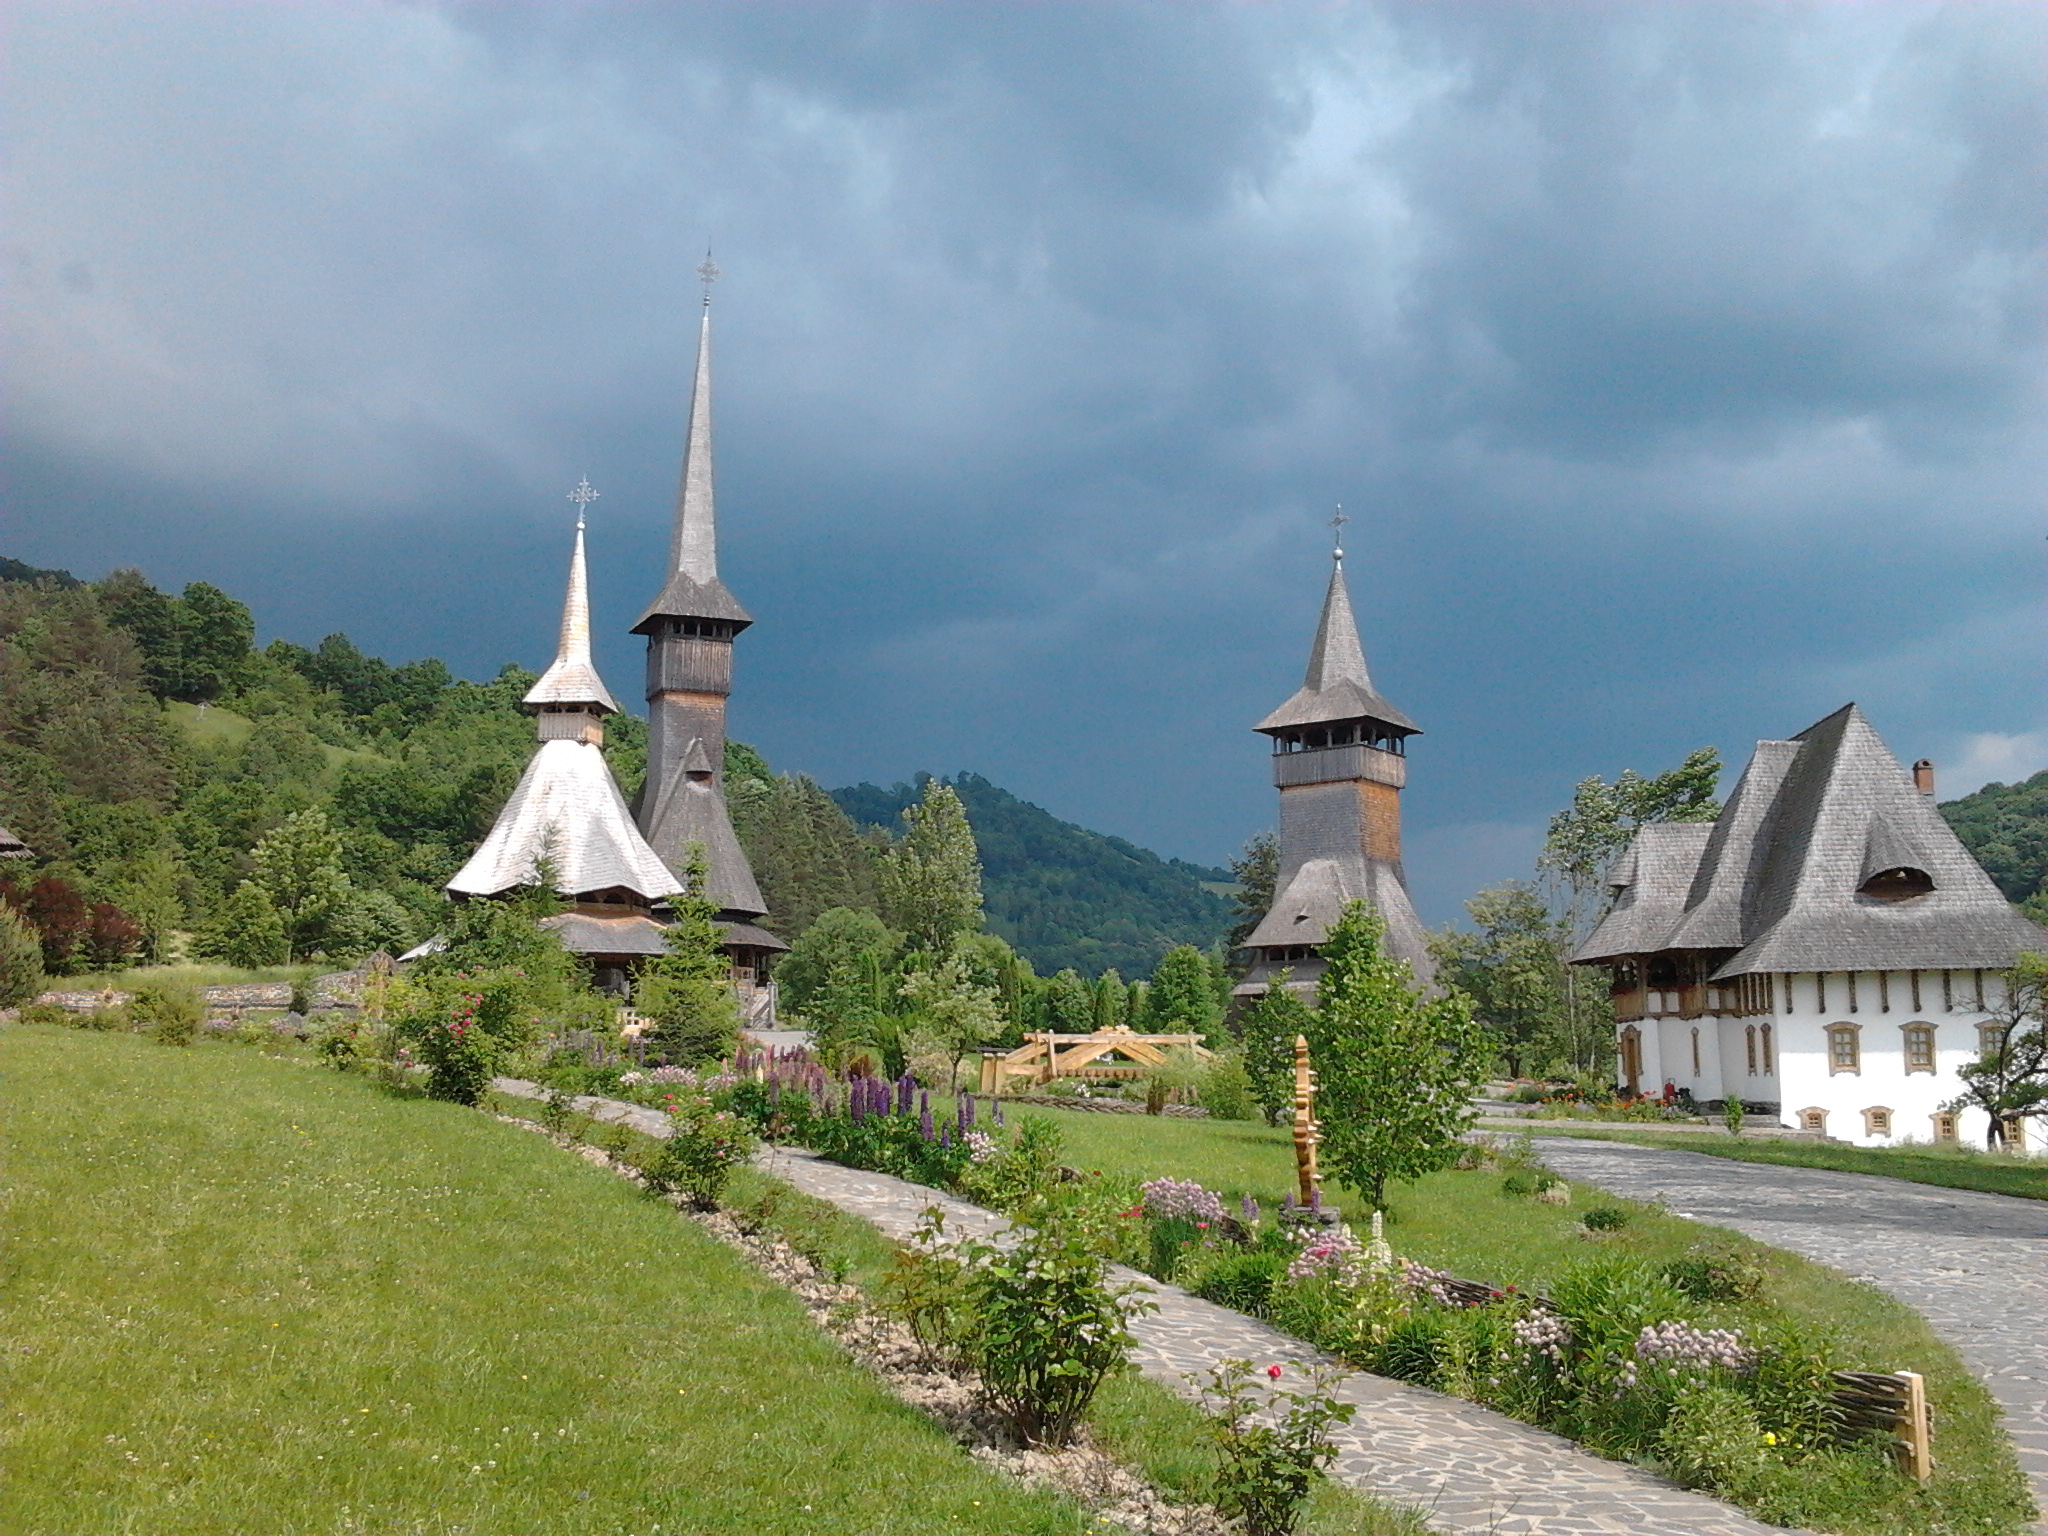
[{"left": 1912, "top": 758, "right": 1935, "bottom": 796}]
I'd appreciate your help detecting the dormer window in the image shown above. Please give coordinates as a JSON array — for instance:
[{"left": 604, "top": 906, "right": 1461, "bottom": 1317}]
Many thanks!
[{"left": 1859, "top": 866, "right": 1934, "bottom": 903}]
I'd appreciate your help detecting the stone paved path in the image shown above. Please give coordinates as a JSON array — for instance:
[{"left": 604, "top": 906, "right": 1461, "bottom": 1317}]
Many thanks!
[
  {"left": 1534, "top": 1137, "right": 2048, "bottom": 1534},
  {"left": 495, "top": 1081, "right": 1800, "bottom": 1535}
]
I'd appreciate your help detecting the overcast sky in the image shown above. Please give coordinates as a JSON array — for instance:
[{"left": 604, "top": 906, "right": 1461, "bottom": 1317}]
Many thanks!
[{"left": 5, "top": 1, "right": 2043, "bottom": 921}]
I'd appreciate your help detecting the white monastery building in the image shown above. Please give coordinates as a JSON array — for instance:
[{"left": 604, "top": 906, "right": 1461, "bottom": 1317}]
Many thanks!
[{"left": 1572, "top": 704, "right": 2046, "bottom": 1150}]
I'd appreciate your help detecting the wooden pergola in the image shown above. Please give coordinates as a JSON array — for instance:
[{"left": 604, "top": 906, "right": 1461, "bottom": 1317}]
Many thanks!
[{"left": 978, "top": 1024, "right": 1212, "bottom": 1094}]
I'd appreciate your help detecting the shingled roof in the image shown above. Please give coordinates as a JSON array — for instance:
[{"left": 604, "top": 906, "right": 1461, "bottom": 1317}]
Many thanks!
[
  {"left": 1573, "top": 704, "right": 2045, "bottom": 977},
  {"left": 1243, "top": 855, "right": 1438, "bottom": 985},
  {"left": 1256, "top": 556, "right": 1418, "bottom": 735},
  {"left": 524, "top": 519, "right": 619, "bottom": 713},
  {"left": 448, "top": 521, "right": 678, "bottom": 906},
  {"left": 639, "top": 740, "right": 769, "bottom": 920},
  {"left": 446, "top": 741, "right": 683, "bottom": 903},
  {"left": 633, "top": 307, "right": 752, "bottom": 632}
]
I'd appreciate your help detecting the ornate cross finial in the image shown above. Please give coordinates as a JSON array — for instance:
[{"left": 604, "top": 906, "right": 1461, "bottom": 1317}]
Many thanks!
[
  {"left": 568, "top": 477, "right": 599, "bottom": 530},
  {"left": 697, "top": 250, "right": 720, "bottom": 306},
  {"left": 1330, "top": 504, "right": 1348, "bottom": 563}
]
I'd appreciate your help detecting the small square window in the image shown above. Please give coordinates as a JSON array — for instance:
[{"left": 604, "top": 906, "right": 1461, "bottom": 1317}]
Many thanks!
[
  {"left": 1862, "top": 1106, "right": 1893, "bottom": 1137},
  {"left": 1799, "top": 1107, "right": 1828, "bottom": 1133},
  {"left": 1931, "top": 1112, "right": 1959, "bottom": 1144}
]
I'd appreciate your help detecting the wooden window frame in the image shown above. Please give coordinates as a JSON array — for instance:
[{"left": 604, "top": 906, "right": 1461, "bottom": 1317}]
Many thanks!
[
  {"left": 1862, "top": 1105, "right": 1893, "bottom": 1138},
  {"left": 1901, "top": 1023, "right": 1936, "bottom": 1075},
  {"left": 1760, "top": 1022, "right": 1774, "bottom": 1076},
  {"left": 1827, "top": 1022, "right": 1861, "bottom": 1076},
  {"left": 1799, "top": 1106, "right": 1828, "bottom": 1133},
  {"left": 1930, "top": 1112, "right": 1959, "bottom": 1144},
  {"left": 1745, "top": 1025, "right": 1758, "bottom": 1076}
]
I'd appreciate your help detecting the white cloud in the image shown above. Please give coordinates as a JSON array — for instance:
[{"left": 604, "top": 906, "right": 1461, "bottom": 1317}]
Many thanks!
[{"left": 1942, "top": 731, "right": 2048, "bottom": 796}]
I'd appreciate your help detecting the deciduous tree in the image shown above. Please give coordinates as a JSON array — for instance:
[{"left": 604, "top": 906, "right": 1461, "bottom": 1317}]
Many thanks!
[
  {"left": 1946, "top": 955, "right": 2048, "bottom": 1150},
  {"left": 1308, "top": 902, "right": 1492, "bottom": 1210}
]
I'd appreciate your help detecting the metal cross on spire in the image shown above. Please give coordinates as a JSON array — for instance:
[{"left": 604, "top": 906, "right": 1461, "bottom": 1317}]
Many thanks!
[
  {"left": 568, "top": 477, "right": 599, "bottom": 530},
  {"left": 697, "top": 250, "right": 720, "bottom": 307},
  {"left": 1330, "top": 504, "right": 1348, "bottom": 563}
]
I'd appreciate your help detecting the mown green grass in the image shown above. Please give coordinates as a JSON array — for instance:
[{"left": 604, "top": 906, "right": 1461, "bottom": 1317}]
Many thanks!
[
  {"left": 1539, "top": 1128, "right": 2048, "bottom": 1202},
  {"left": 488, "top": 1094, "right": 1428, "bottom": 1536},
  {"left": 1012, "top": 1104, "right": 2035, "bottom": 1536},
  {"left": 1, "top": 1026, "right": 1092, "bottom": 1536}
]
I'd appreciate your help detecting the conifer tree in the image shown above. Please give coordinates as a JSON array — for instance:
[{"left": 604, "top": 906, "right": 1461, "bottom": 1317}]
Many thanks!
[
  {"left": 1042, "top": 967, "right": 1093, "bottom": 1034},
  {"left": 1308, "top": 902, "right": 1493, "bottom": 1210},
  {"left": 1092, "top": 969, "right": 1126, "bottom": 1031},
  {"left": 1235, "top": 976, "right": 1311, "bottom": 1125},
  {"left": 0, "top": 902, "right": 47, "bottom": 1007},
  {"left": 1143, "top": 944, "right": 1220, "bottom": 1034},
  {"left": 637, "top": 847, "right": 739, "bottom": 1066},
  {"left": 880, "top": 780, "right": 983, "bottom": 956}
]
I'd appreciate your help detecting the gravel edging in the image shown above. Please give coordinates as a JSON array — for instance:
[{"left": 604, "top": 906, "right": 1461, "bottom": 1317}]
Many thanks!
[{"left": 494, "top": 1112, "right": 1231, "bottom": 1535}]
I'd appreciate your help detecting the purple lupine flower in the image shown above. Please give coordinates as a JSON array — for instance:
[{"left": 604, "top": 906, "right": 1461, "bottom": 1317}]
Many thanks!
[
  {"left": 990, "top": 1099, "right": 1004, "bottom": 1125},
  {"left": 1309, "top": 1187, "right": 1323, "bottom": 1212},
  {"left": 939, "top": 1125, "right": 951, "bottom": 1149},
  {"left": 1241, "top": 1194, "right": 1260, "bottom": 1225},
  {"left": 849, "top": 1084, "right": 866, "bottom": 1124},
  {"left": 958, "top": 1093, "right": 975, "bottom": 1130},
  {"left": 896, "top": 1072, "right": 915, "bottom": 1116},
  {"left": 919, "top": 1089, "right": 930, "bottom": 1116},
  {"left": 919, "top": 1106, "right": 934, "bottom": 1142}
]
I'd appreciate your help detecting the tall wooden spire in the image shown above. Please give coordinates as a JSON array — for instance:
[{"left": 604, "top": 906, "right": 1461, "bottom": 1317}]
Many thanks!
[
  {"left": 1237, "top": 537, "right": 1435, "bottom": 995},
  {"left": 631, "top": 280, "right": 767, "bottom": 921}
]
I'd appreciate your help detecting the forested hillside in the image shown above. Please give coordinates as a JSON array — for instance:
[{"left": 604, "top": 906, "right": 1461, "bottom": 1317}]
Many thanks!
[
  {"left": 832, "top": 772, "right": 1232, "bottom": 976},
  {"left": 1, "top": 558, "right": 1233, "bottom": 983},
  {"left": 1943, "top": 771, "right": 2048, "bottom": 922}
]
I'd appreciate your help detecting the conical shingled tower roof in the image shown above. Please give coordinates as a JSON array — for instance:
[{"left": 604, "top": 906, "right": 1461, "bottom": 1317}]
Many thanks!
[
  {"left": 1256, "top": 556, "right": 1418, "bottom": 735},
  {"left": 448, "top": 520, "right": 678, "bottom": 905},
  {"left": 633, "top": 307, "right": 752, "bottom": 632},
  {"left": 525, "top": 517, "right": 619, "bottom": 713}
]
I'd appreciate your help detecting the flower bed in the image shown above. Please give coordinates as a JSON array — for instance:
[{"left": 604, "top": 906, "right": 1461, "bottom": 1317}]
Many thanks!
[{"left": 1112, "top": 1174, "right": 1953, "bottom": 1528}]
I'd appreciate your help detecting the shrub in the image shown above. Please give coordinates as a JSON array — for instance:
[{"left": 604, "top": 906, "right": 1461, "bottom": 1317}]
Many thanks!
[
  {"left": 1661, "top": 1247, "right": 1767, "bottom": 1304},
  {"left": 1191, "top": 1248, "right": 1293, "bottom": 1316},
  {"left": 0, "top": 903, "right": 47, "bottom": 1008},
  {"left": 955, "top": 1116, "right": 1064, "bottom": 1213},
  {"left": 407, "top": 995, "right": 500, "bottom": 1105},
  {"left": 1657, "top": 1382, "right": 1771, "bottom": 1495},
  {"left": 1374, "top": 1313, "right": 1450, "bottom": 1387},
  {"left": 1196, "top": 1358, "right": 1358, "bottom": 1536},
  {"left": 876, "top": 1207, "right": 971, "bottom": 1367},
  {"left": 1547, "top": 1255, "right": 1689, "bottom": 1358},
  {"left": 1500, "top": 1170, "right": 1541, "bottom": 1197},
  {"left": 1582, "top": 1204, "right": 1631, "bottom": 1231},
  {"left": 17, "top": 1001, "right": 70, "bottom": 1026},
  {"left": 1148, "top": 1215, "right": 1209, "bottom": 1282},
  {"left": 83, "top": 1006, "right": 131, "bottom": 1032},
  {"left": 957, "top": 1212, "right": 1154, "bottom": 1447},
  {"left": 646, "top": 1098, "right": 757, "bottom": 1209},
  {"left": 131, "top": 980, "right": 203, "bottom": 1047},
  {"left": 1196, "top": 1051, "right": 1256, "bottom": 1120}
]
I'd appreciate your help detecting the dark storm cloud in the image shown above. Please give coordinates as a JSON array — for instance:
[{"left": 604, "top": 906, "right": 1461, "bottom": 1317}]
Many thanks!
[{"left": 4, "top": 1, "right": 2042, "bottom": 918}]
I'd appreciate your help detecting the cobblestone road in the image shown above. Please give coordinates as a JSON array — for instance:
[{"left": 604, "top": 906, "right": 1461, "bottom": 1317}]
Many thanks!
[
  {"left": 1534, "top": 1138, "right": 2048, "bottom": 1533},
  {"left": 495, "top": 1081, "right": 1803, "bottom": 1535}
]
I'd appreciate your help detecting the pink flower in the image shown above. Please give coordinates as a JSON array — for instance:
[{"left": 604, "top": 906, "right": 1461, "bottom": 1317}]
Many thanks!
[{"left": 1267, "top": 1365, "right": 1283, "bottom": 1380}]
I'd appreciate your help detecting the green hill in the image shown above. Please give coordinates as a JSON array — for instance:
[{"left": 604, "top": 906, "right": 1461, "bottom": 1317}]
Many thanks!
[
  {"left": 1942, "top": 770, "right": 2048, "bottom": 922},
  {"left": 831, "top": 772, "right": 1232, "bottom": 977}
]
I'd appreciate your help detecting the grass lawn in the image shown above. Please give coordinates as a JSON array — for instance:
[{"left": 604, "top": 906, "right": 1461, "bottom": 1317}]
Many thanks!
[
  {"left": 1, "top": 1025, "right": 1091, "bottom": 1536},
  {"left": 1537, "top": 1128, "right": 2048, "bottom": 1202},
  {"left": 1011, "top": 1104, "right": 2035, "bottom": 1536},
  {"left": 490, "top": 1094, "right": 1426, "bottom": 1536}
]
